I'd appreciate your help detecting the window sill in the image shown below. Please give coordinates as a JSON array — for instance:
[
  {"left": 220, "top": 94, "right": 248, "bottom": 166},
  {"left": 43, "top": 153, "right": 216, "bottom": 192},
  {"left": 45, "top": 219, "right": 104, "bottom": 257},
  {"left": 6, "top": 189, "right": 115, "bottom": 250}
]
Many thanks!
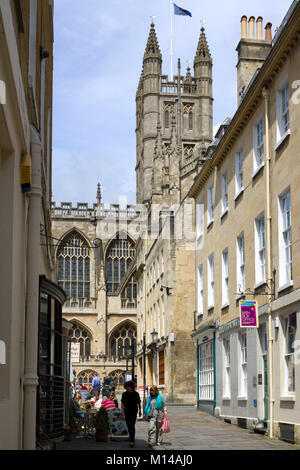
[
  {"left": 254, "top": 280, "right": 267, "bottom": 290},
  {"left": 220, "top": 209, "right": 228, "bottom": 220},
  {"left": 274, "top": 129, "right": 290, "bottom": 151},
  {"left": 207, "top": 305, "right": 215, "bottom": 311},
  {"left": 234, "top": 187, "right": 244, "bottom": 201},
  {"left": 277, "top": 280, "right": 293, "bottom": 293},
  {"left": 221, "top": 302, "right": 229, "bottom": 310},
  {"left": 252, "top": 162, "right": 265, "bottom": 179},
  {"left": 222, "top": 397, "right": 231, "bottom": 401},
  {"left": 237, "top": 397, "right": 247, "bottom": 401},
  {"left": 280, "top": 396, "right": 295, "bottom": 402},
  {"left": 207, "top": 220, "right": 214, "bottom": 230}
]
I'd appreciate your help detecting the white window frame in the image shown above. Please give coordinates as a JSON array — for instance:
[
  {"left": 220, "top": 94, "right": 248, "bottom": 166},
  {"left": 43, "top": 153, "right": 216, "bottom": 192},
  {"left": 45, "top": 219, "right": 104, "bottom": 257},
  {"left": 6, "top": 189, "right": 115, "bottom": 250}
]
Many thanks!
[
  {"left": 276, "top": 81, "right": 290, "bottom": 145},
  {"left": 196, "top": 200, "right": 204, "bottom": 248},
  {"left": 253, "top": 117, "right": 264, "bottom": 173},
  {"left": 237, "top": 233, "right": 245, "bottom": 294},
  {"left": 221, "top": 173, "right": 228, "bottom": 215},
  {"left": 223, "top": 338, "right": 231, "bottom": 398},
  {"left": 222, "top": 249, "right": 229, "bottom": 307},
  {"left": 198, "top": 341, "right": 214, "bottom": 400},
  {"left": 197, "top": 265, "right": 204, "bottom": 316},
  {"left": 239, "top": 333, "right": 247, "bottom": 398},
  {"left": 284, "top": 313, "right": 297, "bottom": 395},
  {"left": 207, "top": 254, "right": 214, "bottom": 309},
  {"left": 207, "top": 186, "right": 214, "bottom": 227},
  {"left": 278, "top": 189, "right": 292, "bottom": 289},
  {"left": 255, "top": 213, "right": 266, "bottom": 285},
  {"left": 235, "top": 149, "right": 244, "bottom": 196}
]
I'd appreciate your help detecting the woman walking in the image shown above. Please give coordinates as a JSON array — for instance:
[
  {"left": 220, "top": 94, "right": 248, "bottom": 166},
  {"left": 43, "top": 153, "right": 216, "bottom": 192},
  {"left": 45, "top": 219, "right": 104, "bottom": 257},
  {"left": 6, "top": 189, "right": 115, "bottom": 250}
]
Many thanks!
[
  {"left": 121, "top": 381, "right": 142, "bottom": 448},
  {"left": 144, "top": 385, "right": 167, "bottom": 447}
]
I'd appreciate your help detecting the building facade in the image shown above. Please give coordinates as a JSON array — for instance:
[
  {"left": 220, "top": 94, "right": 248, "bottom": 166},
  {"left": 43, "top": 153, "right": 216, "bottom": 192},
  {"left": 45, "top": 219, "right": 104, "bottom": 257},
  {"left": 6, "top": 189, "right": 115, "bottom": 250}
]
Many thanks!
[
  {"left": 190, "top": 3, "right": 300, "bottom": 444},
  {"left": 0, "top": 0, "right": 68, "bottom": 450},
  {"left": 51, "top": 189, "right": 141, "bottom": 390},
  {"left": 135, "top": 23, "right": 213, "bottom": 404}
]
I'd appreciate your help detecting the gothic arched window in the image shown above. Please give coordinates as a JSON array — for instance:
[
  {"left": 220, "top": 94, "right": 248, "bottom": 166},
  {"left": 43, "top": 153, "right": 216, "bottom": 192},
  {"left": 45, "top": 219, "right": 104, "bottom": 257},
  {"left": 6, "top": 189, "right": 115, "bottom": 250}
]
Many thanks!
[
  {"left": 57, "top": 231, "right": 90, "bottom": 306},
  {"left": 106, "top": 237, "right": 136, "bottom": 294},
  {"left": 68, "top": 323, "right": 91, "bottom": 358},
  {"left": 109, "top": 370, "right": 125, "bottom": 387},
  {"left": 110, "top": 323, "right": 136, "bottom": 358},
  {"left": 121, "top": 274, "right": 137, "bottom": 308},
  {"left": 77, "top": 369, "right": 96, "bottom": 388}
]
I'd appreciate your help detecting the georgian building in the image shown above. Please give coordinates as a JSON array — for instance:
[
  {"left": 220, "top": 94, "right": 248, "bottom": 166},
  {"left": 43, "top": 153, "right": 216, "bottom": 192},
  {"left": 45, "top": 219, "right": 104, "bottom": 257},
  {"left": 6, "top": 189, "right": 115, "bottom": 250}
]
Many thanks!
[
  {"left": 51, "top": 186, "right": 142, "bottom": 390},
  {"left": 190, "top": 4, "right": 300, "bottom": 444}
]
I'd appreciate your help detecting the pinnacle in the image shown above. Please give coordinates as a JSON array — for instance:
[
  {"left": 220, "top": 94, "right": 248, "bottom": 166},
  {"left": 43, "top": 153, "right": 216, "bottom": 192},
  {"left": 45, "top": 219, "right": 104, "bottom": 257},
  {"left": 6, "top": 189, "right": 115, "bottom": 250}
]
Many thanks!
[
  {"left": 195, "top": 27, "right": 211, "bottom": 61},
  {"left": 144, "top": 22, "right": 162, "bottom": 60}
]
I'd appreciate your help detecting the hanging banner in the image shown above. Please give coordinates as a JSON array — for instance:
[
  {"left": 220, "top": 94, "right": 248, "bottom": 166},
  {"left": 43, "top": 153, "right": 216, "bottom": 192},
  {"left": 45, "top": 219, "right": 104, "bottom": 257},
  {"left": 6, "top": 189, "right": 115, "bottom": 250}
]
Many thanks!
[
  {"left": 240, "top": 300, "right": 259, "bottom": 328},
  {"left": 71, "top": 342, "right": 80, "bottom": 363}
]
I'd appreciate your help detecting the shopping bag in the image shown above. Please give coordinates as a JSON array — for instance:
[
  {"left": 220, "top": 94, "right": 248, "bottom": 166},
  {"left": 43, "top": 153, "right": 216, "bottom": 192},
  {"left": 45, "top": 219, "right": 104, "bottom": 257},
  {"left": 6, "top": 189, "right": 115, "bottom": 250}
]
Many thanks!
[{"left": 162, "top": 417, "right": 170, "bottom": 433}]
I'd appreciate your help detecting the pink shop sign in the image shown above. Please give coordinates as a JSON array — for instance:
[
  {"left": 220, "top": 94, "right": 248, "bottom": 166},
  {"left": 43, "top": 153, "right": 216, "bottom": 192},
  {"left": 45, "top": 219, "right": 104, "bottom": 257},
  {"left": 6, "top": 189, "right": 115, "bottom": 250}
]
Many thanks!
[{"left": 240, "top": 301, "right": 259, "bottom": 328}]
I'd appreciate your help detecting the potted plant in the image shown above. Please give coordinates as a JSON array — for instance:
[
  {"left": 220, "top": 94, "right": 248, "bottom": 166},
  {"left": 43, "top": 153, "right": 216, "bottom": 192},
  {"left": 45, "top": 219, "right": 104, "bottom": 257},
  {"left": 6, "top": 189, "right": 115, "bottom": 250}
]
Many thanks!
[{"left": 93, "top": 408, "right": 110, "bottom": 442}]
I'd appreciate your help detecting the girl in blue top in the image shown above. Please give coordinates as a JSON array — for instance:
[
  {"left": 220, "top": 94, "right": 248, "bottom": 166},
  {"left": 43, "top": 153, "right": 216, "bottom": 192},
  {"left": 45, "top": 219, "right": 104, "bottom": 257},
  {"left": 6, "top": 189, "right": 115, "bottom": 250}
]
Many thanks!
[{"left": 144, "top": 385, "right": 167, "bottom": 447}]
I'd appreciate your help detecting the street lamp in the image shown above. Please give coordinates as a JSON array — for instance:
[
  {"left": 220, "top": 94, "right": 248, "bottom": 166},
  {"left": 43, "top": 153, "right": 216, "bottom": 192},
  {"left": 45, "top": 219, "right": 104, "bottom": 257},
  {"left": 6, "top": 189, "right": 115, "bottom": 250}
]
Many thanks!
[{"left": 151, "top": 329, "right": 158, "bottom": 345}]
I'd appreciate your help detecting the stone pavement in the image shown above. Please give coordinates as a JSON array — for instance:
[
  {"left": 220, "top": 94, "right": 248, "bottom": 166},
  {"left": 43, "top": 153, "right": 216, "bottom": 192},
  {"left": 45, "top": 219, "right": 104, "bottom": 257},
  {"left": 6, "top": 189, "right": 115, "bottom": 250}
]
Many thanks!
[{"left": 56, "top": 406, "right": 299, "bottom": 451}]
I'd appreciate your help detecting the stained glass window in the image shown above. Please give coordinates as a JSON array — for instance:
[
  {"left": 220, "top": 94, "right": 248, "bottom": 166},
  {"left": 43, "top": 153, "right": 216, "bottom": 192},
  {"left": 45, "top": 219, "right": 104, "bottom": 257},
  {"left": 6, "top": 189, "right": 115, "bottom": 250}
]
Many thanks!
[
  {"left": 57, "top": 232, "right": 90, "bottom": 303},
  {"left": 110, "top": 323, "right": 136, "bottom": 358},
  {"left": 106, "top": 237, "right": 136, "bottom": 294}
]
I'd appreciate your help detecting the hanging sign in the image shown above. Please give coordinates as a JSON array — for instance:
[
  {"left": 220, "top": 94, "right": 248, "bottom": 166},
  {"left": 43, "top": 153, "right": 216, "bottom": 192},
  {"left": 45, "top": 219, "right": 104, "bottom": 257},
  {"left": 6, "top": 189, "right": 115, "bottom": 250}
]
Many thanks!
[
  {"left": 240, "top": 300, "right": 259, "bottom": 328},
  {"left": 71, "top": 342, "right": 80, "bottom": 363}
]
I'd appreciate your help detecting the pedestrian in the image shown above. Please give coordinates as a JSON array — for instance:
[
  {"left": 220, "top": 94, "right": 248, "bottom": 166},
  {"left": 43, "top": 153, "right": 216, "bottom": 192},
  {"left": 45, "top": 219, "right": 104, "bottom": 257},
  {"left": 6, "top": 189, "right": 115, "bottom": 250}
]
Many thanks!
[
  {"left": 121, "top": 380, "right": 142, "bottom": 448},
  {"left": 90, "top": 390, "right": 102, "bottom": 409},
  {"left": 101, "top": 394, "right": 117, "bottom": 412},
  {"left": 109, "top": 391, "right": 119, "bottom": 408},
  {"left": 92, "top": 372, "right": 101, "bottom": 394},
  {"left": 144, "top": 385, "right": 167, "bottom": 447}
]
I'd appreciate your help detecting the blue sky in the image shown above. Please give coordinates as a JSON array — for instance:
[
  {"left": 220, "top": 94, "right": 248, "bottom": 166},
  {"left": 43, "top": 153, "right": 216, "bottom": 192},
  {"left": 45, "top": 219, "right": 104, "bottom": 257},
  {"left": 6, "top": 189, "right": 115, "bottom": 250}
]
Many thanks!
[{"left": 52, "top": 0, "right": 292, "bottom": 206}]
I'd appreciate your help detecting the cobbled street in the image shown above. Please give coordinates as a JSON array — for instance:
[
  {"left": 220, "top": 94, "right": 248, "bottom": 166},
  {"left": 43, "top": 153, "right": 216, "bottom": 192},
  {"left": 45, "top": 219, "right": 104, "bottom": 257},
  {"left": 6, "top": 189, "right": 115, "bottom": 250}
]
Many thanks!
[{"left": 56, "top": 406, "right": 299, "bottom": 451}]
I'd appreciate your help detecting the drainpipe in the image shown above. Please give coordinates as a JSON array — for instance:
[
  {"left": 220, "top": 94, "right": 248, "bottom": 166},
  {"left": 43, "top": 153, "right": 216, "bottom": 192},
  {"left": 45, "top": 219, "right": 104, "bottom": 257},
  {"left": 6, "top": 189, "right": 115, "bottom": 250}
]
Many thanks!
[
  {"left": 22, "top": 125, "right": 42, "bottom": 449},
  {"left": 262, "top": 86, "right": 274, "bottom": 439}
]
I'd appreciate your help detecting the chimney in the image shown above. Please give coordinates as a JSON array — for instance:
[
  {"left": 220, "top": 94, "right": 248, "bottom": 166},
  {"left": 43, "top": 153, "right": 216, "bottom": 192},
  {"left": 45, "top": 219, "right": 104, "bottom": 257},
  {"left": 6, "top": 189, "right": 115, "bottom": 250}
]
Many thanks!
[
  {"left": 241, "top": 16, "right": 247, "bottom": 39},
  {"left": 256, "top": 17, "right": 263, "bottom": 40},
  {"left": 236, "top": 16, "right": 272, "bottom": 106},
  {"left": 265, "top": 22, "right": 272, "bottom": 41}
]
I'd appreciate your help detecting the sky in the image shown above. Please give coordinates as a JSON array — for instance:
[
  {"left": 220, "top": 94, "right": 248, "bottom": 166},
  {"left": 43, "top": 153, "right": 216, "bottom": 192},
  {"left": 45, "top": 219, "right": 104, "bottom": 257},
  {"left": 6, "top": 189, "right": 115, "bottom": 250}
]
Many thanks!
[{"left": 52, "top": 0, "right": 292, "bottom": 206}]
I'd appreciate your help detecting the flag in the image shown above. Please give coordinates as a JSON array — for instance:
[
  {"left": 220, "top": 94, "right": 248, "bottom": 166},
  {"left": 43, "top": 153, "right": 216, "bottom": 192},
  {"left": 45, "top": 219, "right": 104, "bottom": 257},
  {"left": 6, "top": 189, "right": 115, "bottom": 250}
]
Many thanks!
[{"left": 173, "top": 3, "right": 192, "bottom": 17}]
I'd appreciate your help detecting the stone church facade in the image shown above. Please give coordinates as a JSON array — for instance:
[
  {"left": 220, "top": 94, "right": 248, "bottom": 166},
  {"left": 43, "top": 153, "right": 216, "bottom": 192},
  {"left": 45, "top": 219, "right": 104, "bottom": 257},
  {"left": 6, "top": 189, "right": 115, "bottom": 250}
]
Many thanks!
[{"left": 51, "top": 185, "right": 144, "bottom": 390}]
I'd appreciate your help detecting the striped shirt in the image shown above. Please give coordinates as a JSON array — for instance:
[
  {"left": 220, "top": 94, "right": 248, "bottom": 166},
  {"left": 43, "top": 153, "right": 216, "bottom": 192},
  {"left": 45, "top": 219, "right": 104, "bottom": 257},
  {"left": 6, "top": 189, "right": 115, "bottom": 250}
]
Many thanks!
[{"left": 101, "top": 398, "right": 116, "bottom": 411}]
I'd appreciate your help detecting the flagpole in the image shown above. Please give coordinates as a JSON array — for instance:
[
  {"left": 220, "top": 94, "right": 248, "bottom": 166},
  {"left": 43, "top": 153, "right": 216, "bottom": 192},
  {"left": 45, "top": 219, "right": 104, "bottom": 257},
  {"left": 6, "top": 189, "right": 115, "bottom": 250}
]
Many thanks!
[{"left": 170, "top": 0, "right": 173, "bottom": 80}]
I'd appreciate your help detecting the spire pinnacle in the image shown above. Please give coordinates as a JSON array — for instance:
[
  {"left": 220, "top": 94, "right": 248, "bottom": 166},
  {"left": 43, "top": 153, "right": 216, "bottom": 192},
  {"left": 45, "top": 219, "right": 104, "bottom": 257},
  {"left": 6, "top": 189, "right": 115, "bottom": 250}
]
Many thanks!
[
  {"left": 194, "top": 27, "right": 212, "bottom": 61},
  {"left": 144, "top": 22, "right": 162, "bottom": 60}
]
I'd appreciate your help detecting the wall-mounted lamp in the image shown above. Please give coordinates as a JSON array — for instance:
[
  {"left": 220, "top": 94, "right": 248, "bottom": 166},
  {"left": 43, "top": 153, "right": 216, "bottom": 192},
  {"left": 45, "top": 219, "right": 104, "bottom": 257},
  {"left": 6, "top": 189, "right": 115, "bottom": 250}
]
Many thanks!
[{"left": 151, "top": 329, "right": 158, "bottom": 344}]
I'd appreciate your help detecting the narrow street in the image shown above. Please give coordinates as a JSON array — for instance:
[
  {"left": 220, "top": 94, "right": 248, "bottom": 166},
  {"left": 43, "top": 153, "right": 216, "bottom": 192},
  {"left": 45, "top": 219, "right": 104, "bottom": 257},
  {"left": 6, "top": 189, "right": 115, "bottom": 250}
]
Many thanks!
[{"left": 56, "top": 406, "right": 299, "bottom": 451}]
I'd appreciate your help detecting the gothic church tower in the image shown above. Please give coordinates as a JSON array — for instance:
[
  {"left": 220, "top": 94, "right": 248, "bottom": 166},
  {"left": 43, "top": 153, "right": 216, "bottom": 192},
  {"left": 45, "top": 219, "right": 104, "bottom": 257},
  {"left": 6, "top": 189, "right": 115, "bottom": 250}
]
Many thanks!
[{"left": 136, "top": 23, "right": 213, "bottom": 206}]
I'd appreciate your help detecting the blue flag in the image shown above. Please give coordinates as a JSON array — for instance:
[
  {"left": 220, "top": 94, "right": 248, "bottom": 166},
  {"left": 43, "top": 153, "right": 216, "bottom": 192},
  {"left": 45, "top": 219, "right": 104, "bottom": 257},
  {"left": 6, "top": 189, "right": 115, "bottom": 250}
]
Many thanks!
[{"left": 174, "top": 3, "right": 192, "bottom": 17}]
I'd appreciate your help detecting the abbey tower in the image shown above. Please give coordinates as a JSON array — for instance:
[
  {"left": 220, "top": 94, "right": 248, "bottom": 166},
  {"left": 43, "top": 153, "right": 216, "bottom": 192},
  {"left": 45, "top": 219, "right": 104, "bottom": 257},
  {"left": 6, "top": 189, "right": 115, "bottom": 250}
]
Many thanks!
[{"left": 136, "top": 23, "right": 213, "bottom": 207}]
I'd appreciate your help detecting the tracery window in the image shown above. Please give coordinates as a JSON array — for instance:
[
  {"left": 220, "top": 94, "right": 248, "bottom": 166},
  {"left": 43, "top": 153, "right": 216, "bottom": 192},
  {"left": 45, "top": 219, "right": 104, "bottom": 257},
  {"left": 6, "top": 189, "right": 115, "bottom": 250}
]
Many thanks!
[
  {"left": 77, "top": 369, "right": 96, "bottom": 388},
  {"left": 57, "top": 231, "right": 90, "bottom": 306},
  {"left": 121, "top": 274, "right": 137, "bottom": 308},
  {"left": 110, "top": 323, "right": 136, "bottom": 359},
  {"left": 109, "top": 370, "right": 125, "bottom": 387},
  {"left": 68, "top": 323, "right": 91, "bottom": 358},
  {"left": 106, "top": 237, "right": 136, "bottom": 294}
]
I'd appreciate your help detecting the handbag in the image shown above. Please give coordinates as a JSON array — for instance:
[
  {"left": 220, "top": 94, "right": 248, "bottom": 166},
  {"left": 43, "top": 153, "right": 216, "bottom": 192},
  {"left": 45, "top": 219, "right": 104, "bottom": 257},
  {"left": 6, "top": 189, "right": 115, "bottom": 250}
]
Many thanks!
[{"left": 162, "top": 416, "right": 170, "bottom": 433}]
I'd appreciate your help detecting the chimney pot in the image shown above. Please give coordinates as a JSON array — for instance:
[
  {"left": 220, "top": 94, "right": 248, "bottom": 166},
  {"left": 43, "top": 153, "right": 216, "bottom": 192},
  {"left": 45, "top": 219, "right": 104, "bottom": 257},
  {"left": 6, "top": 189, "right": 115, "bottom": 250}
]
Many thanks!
[
  {"left": 256, "top": 17, "right": 263, "bottom": 40},
  {"left": 241, "top": 16, "right": 247, "bottom": 39},
  {"left": 265, "top": 22, "right": 272, "bottom": 41},
  {"left": 248, "top": 16, "right": 255, "bottom": 39}
]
